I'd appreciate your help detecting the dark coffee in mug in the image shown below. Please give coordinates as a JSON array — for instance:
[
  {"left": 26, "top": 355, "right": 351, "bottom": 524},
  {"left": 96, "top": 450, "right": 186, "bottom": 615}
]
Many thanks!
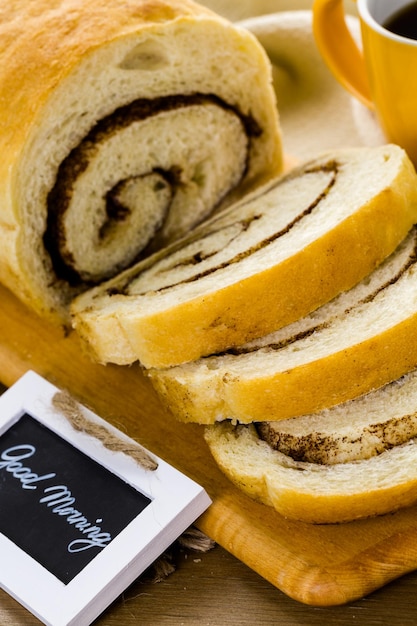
[{"left": 383, "top": 2, "right": 417, "bottom": 39}]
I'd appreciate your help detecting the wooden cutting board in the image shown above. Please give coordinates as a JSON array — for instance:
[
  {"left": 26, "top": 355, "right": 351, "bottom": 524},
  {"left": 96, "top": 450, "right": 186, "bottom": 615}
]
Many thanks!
[{"left": 1, "top": 283, "right": 417, "bottom": 607}]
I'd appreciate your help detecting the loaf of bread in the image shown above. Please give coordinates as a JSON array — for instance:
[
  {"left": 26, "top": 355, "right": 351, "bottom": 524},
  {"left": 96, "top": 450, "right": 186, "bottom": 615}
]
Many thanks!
[
  {"left": 0, "top": 0, "right": 281, "bottom": 323},
  {"left": 71, "top": 144, "right": 417, "bottom": 368},
  {"left": 149, "top": 225, "right": 417, "bottom": 424}
]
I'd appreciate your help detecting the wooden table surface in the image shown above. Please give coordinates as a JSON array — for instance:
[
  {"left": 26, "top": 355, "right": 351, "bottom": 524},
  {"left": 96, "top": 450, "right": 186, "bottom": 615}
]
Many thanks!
[
  {"left": 1, "top": 391, "right": 417, "bottom": 626},
  {"left": 1, "top": 451, "right": 417, "bottom": 626}
]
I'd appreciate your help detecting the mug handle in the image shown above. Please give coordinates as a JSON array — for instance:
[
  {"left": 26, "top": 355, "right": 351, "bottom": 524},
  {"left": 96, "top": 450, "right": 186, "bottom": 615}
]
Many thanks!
[{"left": 312, "top": 0, "right": 373, "bottom": 109}]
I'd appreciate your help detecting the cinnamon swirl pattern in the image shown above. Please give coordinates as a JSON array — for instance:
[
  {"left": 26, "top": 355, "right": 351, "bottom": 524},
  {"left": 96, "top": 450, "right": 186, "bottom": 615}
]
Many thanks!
[
  {"left": 43, "top": 94, "right": 261, "bottom": 287},
  {"left": 72, "top": 145, "right": 417, "bottom": 369},
  {"left": 0, "top": 0, "right": 282, "bottom": 322},
  {"left": 149, "top": 226, "right": 417, "bottom": 424},
  {"left": 204, "top": 419, "right": 417, "bottom": 523}
]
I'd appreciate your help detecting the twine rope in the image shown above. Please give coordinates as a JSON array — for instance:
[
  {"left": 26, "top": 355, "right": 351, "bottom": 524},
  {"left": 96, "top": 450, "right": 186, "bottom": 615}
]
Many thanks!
[{"left": 52, "top": 390, "right": 158, "bottom": 471}]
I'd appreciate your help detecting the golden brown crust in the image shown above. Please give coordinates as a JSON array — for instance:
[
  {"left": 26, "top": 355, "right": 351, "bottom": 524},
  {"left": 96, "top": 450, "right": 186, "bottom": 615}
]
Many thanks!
[
  {"left": 149, "top": 289, "right": 417, "bottom": 425},
  {"left": 0, "top": 1, "right": 213, "bottom": 151},
  {"left": 229, "top": 313, "right": 417, "bottom": 421},
  {"left": 204, "top": 422, "right": 417, "bottom": 524}
]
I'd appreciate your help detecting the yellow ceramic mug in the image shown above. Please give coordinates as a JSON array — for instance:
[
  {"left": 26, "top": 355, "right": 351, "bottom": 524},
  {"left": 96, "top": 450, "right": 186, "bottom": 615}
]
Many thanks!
[{"left": 313, "top": 0, "right": 417, "bottom": 165}]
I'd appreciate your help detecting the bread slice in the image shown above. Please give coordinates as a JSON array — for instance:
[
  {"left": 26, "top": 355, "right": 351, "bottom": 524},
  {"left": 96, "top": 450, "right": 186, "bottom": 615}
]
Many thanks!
[
  {"left": 72, "top": 144, "right": 417, "bottom": 368},
  {"left": 204, "top": 404, "right": 417, "bottom": 524},
  {"left": 0, "top": 0, "right": 281, "bottom": 323},
  {"left": 149, "top": 224, "right": 417, "bottom": 424},
  {"left": 256, "top": 370, "right": 417, "bottom": 464}
]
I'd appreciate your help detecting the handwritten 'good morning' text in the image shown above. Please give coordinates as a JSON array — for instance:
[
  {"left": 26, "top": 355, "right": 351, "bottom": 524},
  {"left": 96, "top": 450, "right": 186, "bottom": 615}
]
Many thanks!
[{"left": 0, "top": 444, "right": 112, "bottom": 553}]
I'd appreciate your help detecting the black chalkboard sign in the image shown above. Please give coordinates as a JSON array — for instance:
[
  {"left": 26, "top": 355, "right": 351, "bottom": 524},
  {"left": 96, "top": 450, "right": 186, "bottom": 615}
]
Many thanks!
[{"left": 0, "top": 412, "right": 151, "bottom": 584}]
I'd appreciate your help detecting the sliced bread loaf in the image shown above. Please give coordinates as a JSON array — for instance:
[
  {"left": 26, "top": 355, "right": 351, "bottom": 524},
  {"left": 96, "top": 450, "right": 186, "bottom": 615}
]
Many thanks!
[
  {"left": 149, "top": 225, "right": 417, "bottom": 424},
  {"left": 72, "top": 144, "right": 417, "bottom": 368}
]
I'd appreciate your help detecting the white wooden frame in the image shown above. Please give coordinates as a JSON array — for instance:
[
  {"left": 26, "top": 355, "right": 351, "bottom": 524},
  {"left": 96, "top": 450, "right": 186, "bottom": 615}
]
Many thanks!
[{"left": 0, "top": 371, "right": 211, "bottom": 626}]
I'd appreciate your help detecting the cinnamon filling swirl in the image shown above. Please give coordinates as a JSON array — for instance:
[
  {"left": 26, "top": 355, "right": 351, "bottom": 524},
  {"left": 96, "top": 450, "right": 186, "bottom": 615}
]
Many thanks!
[
  {"left": 256, "top": 408, "right": 417, "bottom": 465},
  {"left": 227, "top": 228, "right": 417, "bottom": 357},
  {"left": 247, "top": 229, "right": 417, "bottom": 464},
  {"left": 107, "top": 160, "right": 339, "bottom": 297},
  {"left": 44, "top": 94, "right": 261, "bottom": 287}
]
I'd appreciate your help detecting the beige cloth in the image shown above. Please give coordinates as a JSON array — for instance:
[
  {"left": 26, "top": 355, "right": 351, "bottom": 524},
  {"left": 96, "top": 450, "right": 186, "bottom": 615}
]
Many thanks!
[{"left": 201, "top": 2, "right": 385, "bottom": 164}]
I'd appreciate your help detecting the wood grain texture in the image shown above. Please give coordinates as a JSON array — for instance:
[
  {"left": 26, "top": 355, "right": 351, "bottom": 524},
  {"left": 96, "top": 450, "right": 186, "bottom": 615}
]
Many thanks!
[
  {"left": 2, "top": 282, "right": 417, "bottom": 615},
  {"left": 2, "top": 526, "right": 417, "bottom": 625}
]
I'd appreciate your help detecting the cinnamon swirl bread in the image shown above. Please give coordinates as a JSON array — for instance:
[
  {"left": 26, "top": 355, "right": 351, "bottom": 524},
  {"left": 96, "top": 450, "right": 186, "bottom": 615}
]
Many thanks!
[
  {"left": 203, "top": 354, "right": 417, "bottom": 523},
  {"left": 149, "top": 225, "right": 417, "bottom": 424},
  {"left": 71, "top": 145, "right": 417, "bottom": 368},
  {"left": 207, "top": 355, "right": 417, "bottom": 523},
  {"left": 202, "top": 315, "right": 417, "bottom": 523},
  {"left": 204, "top": 405, "right": 417, "bottom": 523},
  {"left": 0, "top": 0, "right": 281, "bottom": 322}
]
